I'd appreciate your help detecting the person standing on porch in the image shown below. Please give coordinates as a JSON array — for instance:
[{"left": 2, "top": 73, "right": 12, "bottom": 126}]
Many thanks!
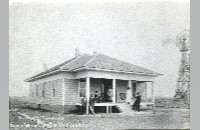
[
  {"left": 107, "top": 86, "right": 113, "bottom": 102},
  {"left": 126, "top": 87, "right": 132, "bottom": 104},
  {"left": 132, "top": 92, "right": 141, "bottom": 112}
]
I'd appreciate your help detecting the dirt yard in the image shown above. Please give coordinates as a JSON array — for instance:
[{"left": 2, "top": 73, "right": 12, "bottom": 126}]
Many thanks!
[{"left": 9, "top": 106, "right": 189, "bottom": 130}]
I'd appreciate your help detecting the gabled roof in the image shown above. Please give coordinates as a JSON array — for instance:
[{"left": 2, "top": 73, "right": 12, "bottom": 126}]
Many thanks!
[{"left": 25, "top": 53, "right": 161, "bottom": 82}]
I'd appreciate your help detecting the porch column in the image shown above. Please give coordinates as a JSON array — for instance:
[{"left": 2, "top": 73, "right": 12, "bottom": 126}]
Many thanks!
[
  {"left": 136, "top": 82, "right": 139, "bottom": 92},
  {"left": 62, "top": 78, "right": 66, "bottom": 114},
  {"left": 128, "top": 80, "right": 132, "bottom": 89},
  {"left": 128, "top": 80, "right": 132, "bottom": 101},
  {"left": 112, "top": 79, "right": 116, "bottom": 103},
  {"left": 86, "top": 77, "right": 90, "bottom": 114},
  {"left": 145, "top": 83, "right": 148, "bottom": 102},
  {"left": 151, "top": 81, "right": 155, "bottom": 110}
]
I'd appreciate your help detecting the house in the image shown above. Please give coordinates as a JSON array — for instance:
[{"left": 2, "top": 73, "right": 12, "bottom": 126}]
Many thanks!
[{"left": 25, "top": 51, "right": 161, "bottom": 114}]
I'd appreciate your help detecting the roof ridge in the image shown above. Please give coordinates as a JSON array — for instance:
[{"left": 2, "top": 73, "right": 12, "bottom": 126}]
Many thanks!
[{"left": 83, "top": 53, "right": 99, "bottom": 67}]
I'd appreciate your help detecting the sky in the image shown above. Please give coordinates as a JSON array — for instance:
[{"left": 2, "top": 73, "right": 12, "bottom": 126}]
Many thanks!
[{"left": 9, "top": 0, "right": 190, "bottom": 97}]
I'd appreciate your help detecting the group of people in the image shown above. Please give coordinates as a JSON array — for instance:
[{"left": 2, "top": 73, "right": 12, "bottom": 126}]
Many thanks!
[
  {"left": 79, "top": 91, "right": 101, "bottom": 115},
  {"left": 78, "top": 88, "right": 141, "bottom": 115}
]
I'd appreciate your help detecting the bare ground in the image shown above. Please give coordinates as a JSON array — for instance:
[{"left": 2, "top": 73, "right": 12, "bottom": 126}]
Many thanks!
[{"left": 9, "top": 107, "right": 189, "bottom": 130}]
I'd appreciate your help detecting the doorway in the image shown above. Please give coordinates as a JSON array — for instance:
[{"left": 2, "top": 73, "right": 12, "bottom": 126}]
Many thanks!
[
  {"left": 132, "top": 83, "right": 137, "bottom": 98},
  {"left": 100, "top": 79, "right": 112, "bottom": 102}
]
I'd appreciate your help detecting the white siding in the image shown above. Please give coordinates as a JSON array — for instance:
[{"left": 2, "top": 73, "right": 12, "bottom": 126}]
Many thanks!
[
  {"left": 30, "top": 79, "right": 63, "bottom": 105},
  {"left": 29, "top": 73, "right": 72, "bottom": 105},
  {"left": 64, "top": 78, "right": 79, "bottom": 105}
]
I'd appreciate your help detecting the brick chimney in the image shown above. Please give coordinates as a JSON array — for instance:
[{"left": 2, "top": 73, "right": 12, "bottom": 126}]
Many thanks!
[
  {"left": 75, "top": 48, "right": 80, "bottom": 58},
  {"left": 93, "top": 51, "right": 98, "bottom": 55}
]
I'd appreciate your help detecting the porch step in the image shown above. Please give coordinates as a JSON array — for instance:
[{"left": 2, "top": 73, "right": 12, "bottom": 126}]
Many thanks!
[{"left": 115, "top": 103, "right": 134, "bottom": 114}]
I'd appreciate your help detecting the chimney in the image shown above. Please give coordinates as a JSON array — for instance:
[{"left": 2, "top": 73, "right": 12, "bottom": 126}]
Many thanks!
[
  {"left": 43, "top": 63, "right": 48, "bottom": 71},
  {"left": 93, "top": 51, "right": 98, "bottom": 55},
  {"left": 75, "top": 48, "right": 80, "bottom": 58}
]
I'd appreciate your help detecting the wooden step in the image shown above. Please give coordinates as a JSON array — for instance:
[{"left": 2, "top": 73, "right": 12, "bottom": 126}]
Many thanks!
[{"left": 115, "top": 103, "right": 135, "bottom": 114}]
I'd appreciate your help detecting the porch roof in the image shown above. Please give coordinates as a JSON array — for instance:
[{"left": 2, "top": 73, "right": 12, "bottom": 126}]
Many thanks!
[{"left": 25, "top": 53, "right": 161, "bottom": 82}]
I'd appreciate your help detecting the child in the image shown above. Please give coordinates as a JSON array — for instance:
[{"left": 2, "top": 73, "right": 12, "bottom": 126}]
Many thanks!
[{"left": 89, "top": 94, "right": 96, "bottom": 114}]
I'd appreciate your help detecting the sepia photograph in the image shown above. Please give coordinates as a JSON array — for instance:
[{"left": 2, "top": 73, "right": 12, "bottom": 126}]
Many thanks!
[{"left": 9, "top": 0, "right": 190, "bottom": 129}]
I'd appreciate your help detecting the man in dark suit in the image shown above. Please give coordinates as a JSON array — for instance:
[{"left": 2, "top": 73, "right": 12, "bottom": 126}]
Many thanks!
[{"left": 132, "top": 92, "right": 141, "bottom": 112}]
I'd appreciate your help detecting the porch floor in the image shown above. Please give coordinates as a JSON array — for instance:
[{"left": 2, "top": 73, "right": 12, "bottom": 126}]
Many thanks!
[
  {"left": 76, "top": 102, "right": 154, "bottom": 114},
  {"left": 96, "top": 102, "right": 154, "bottom": 114}
]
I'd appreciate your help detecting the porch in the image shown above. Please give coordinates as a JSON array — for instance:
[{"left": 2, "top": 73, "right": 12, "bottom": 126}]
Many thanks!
[{"left": 77, "top": 77, "right": 155, "bottom": 114}]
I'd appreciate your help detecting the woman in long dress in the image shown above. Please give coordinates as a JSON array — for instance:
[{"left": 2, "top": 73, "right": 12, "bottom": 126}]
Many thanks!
[
  {"left": 126, "top": 87, "right": 132, "bottom": 104},
  {"left": 107, "top": 87, "right": 113, "bottom": 102},
  {"left": 132, "top": 92, "right": 141, "bottom": 111}
]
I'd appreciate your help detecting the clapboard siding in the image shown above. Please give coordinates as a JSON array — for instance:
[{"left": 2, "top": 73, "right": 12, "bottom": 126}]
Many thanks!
[
  {"left": 30, "top": 79, "right": 63, "bottom": 105},
  {"left": 29, "top": 72, "right": 149, "bottom": 108},
  {"left": 64, "top": 78, "right": 79, "bottom": 105},
  {"left": 40, "top": 79, "right": 62, "bottom": 105},
  {"left": 29, "top": 73, "right": 65, "bottom": 105}
]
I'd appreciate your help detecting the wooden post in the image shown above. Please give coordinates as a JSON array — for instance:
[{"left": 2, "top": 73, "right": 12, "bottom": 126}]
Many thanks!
[
  {"left": 106, "top": 106, "right": 109, "bottom": 113},
  {"left": 86, "top": 77, "right": 90, "bottom": 115},
  {"left": 136, "top": 82, "right": 139, "bottom": 93},
  {"left": 145, "top": 83, "right": 148, "bottom": 102},
  {"left": 151, "top": 81, "right": 155, "bottom": 111},
  {"left": 128, "top": 80, "right": 132, "bottom": 90},
  {"left": 62, "top": 78, "right": 66, "bottom": 114},
  {"left": 128, "top": 80, "right": 132, "bottom": 103},
  {"left": 112, "top": 79, "right": 116, "bottom": 103}
]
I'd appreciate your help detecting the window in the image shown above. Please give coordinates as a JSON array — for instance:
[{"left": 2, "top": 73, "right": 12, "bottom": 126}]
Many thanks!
[
  {"left": 42, "top": 91, "right": 45, "bottom": 98},
  {"left": 53, "top": 89, "right": 56, "bottom": 97},
  {"left": 35, "top": 84, "right": 39, "bottom": 96},
  {"left": 132, "top": 83, "right": 136, "bottom": 98},
  {"left": 79, "top": 79, "right": 86, "bottom": 97},
  {"left": 52, "top": 80, "right": 56, "bottom": 97},
  {"left": 56, "top": 79, "right": 61, "bottom": 87},
  {"left": 32, "top": 92, "right": 34, "bottom": 97},
  {"left": 42, "top": 82, "right": 46, "bottom": 98},
  {"left": 30, "top": 85, "right": 33, "bottom": 97},
  {"left": 39, "top": 83, "right": 42, "bottom": 96}
]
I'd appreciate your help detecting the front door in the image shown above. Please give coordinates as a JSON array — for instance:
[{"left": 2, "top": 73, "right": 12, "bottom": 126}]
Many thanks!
[
  {"left": 101, "top": 79, "right": 112, "bottom": 102},
  {"left": 132, "top": 83, "right": 137, "bottom": 98}
]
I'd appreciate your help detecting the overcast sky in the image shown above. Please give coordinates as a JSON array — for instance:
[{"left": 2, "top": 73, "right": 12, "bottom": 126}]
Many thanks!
[{"left": 9, "top": 0, "right": 190, "bottom": 97}]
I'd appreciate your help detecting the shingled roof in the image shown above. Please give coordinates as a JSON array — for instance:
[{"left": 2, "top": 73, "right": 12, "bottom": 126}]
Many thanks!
[{"left": 25, "top": 53, "right": 161, "bottom": 82}]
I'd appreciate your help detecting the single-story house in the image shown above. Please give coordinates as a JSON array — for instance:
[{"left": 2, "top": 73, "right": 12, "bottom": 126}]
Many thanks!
[{"left": 25, "top": 51, "right": 161, "bottom": 114}]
